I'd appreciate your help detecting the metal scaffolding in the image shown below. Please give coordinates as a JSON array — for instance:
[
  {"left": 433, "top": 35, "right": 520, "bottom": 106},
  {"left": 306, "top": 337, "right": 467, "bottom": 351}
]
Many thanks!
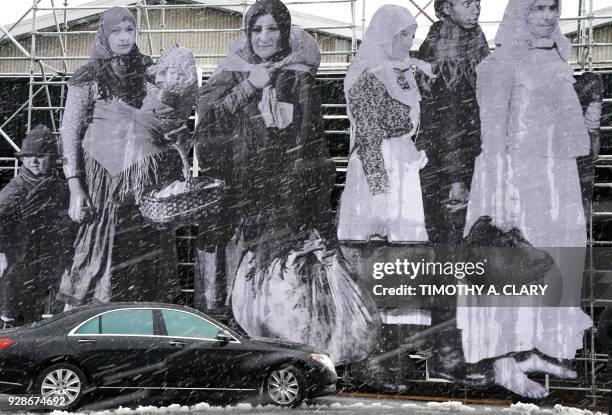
[{"left": 0, "top": 0, "right": 611, "bottom": 406}]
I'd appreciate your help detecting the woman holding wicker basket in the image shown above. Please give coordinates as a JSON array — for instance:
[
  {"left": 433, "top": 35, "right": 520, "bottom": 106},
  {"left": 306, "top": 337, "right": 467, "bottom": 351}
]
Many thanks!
[
  {"left": 195, "top": 0, "right": 380, "bottom": 363},
  {"left": 58, "top": 7, "right": 196, "bottom": 307}
]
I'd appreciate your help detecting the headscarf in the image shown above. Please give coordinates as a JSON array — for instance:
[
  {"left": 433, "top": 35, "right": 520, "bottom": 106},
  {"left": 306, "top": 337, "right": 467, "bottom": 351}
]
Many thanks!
[
  {"left": 70, "top": 6, "right": 152, "bottom": 108},
  {"left": 495, "top": 0, "right": 572, "bottom": 60},
  {"left": 215, "top": 26, "right": 320, "bottom": 76},
  {"left": 213, "top": 26, "right": 321, "bottom": 128},
  {"left": 345, "top": 5, "right": 431, "bottom": 135},
  {"left": 244, "top": 0, "right": 292, "bottom": 64}
]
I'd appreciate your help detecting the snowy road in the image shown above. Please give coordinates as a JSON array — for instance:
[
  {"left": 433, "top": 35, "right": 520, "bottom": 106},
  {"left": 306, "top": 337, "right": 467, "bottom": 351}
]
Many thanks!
[{"left": 0, "top": 396, "right": 606, "bottom": 414}]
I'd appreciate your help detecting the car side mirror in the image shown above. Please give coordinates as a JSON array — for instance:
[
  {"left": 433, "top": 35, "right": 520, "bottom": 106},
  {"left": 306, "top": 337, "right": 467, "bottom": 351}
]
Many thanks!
[{"left": 216, "top": 330, "right": 233, "bottom": 343}]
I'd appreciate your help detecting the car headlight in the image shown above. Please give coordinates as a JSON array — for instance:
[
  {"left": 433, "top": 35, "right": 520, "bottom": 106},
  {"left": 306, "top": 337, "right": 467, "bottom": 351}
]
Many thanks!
[{"left": 310, "top": 353, "right": 335, "bottom": 371}]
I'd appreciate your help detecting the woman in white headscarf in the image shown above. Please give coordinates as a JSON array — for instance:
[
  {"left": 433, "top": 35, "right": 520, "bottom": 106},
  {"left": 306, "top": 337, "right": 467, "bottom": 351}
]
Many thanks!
[
  {"left": 458, "top": 0, "right": 593, "bottom": 398},
  {"left": 337, "top": 5, "right": 432, "bottom": 243}
]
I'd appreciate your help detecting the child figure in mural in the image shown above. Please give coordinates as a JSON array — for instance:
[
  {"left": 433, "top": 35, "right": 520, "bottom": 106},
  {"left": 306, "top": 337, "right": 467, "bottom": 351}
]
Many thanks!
[
  {"left": 417, "top": 0, "right": 489, "bottom": 246},
  {"left": 0, "top": 125, "right": 73, "bottom": 326},
  {"left": 413, "top": 0, "right": 490, "bottom": 385},
  {"left": 58, "top": 7, "right": 196, "bottom": 307},
  {"left": 458, "top": 0, "right": 593, "bottom": 398},
  {"left": 195, "top": 0, "right": 380, "bottom": 363},
  {"left": 337, "top": 5, "right": 432, "bottom": 244}
]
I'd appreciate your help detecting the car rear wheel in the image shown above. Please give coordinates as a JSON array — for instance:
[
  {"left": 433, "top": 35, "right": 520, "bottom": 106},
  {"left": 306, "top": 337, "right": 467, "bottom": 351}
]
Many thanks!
[
  {"left": 263, "top": 365, "right": 305, "bottom": 407},
  {"left": 36, "top": 363, "right": 87, "bottom": 409}
]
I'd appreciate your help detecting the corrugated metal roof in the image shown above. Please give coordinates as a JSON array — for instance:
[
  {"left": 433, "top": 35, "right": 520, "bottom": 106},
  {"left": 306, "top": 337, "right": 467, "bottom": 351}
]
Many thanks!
[
  {"left": 5, "top": 0, "right": 360, "bottom": 41},
  {"left": 560, "top": 6, "right": 612, "bottom": 35}
]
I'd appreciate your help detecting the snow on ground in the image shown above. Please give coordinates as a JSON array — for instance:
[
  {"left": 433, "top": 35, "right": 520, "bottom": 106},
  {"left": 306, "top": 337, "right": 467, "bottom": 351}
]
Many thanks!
[{"left": 16, "top": 397, "right": 601, "bottom": 415}]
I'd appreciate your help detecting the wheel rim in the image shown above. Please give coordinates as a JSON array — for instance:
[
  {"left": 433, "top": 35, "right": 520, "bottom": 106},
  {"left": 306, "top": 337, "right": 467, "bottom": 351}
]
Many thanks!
[
  {"left": 40, "top": 368, "right": 81, "bottom": 406},
  {"left": 267, "top": 369, "right": 300, "bottom": 405}
]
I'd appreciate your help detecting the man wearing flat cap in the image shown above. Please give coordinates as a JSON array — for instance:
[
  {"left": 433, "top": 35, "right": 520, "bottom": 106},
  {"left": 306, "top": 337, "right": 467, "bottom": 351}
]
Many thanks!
[{"left": 0, "top": 125, "right": 72, "bottom": 326}]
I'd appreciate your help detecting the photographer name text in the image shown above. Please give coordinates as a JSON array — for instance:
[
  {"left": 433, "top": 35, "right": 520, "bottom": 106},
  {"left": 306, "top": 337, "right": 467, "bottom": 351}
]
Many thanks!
[{"left": 371, "top": 259, "right": 548, "bottom": 297}]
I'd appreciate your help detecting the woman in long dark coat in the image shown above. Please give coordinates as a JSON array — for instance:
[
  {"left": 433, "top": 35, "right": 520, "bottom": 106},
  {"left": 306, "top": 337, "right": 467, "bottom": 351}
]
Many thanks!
[{"left": 195, "top": 0, "right": 379, "bottom": 363}]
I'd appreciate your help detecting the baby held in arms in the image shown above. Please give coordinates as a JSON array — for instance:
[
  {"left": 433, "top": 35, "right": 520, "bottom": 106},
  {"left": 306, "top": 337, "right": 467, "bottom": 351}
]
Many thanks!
[{"left": 143, "top": 45, "right": 199, "bottom": 198}]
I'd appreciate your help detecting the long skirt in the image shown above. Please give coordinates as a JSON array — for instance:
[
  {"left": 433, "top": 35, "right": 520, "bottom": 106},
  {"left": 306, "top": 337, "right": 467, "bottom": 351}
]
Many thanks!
[
  {"left": 458, "top": 153, "right": 592, "bottom": 363},
  {"left": 338, "top": 136, "right": 428, "bottom": 243},
  {"left": 57, "top": 154, "right": 180, "bottom": 306}
]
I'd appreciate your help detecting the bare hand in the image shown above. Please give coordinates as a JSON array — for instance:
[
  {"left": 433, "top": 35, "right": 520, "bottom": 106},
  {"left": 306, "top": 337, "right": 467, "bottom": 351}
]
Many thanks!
[
  {"left": 248, "top": 64, "right": 272, "bottom": 89},
  {"left": 418, "top": 150, "right": 429, "bottom": 169},
  {"left": 68, "top": 179, "right": 95, "bottom": 223},
  {"left": 416, "top": 62, "right": 435, "bottom": 79},
  {"left": 585, "top": 102, "right": 602, "bottom": 131},
  {"left": 447, "top": 182, "right": 469, "bottom": 213},
  {"left": 0, "top": 253, "right": 7, "bottom": 277},
  {"left": 164, "top": 125, "right": 191, "bottom": 145}
]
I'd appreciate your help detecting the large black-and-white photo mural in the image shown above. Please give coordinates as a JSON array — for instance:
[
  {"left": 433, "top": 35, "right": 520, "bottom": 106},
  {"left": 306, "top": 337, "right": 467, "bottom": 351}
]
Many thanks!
[{"left": 0, "top": 0, "right": 607, "bottom": 406}]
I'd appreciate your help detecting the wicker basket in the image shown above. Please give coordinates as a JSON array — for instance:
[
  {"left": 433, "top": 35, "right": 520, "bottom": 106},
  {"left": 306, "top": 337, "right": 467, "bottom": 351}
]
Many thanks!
[{"left": 139, "top": 140, "right": 224, "bottom": 227}]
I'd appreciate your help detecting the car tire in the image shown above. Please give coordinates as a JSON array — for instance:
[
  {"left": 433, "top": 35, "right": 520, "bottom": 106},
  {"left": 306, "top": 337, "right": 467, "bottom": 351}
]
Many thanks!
[
  {"left": 262, "top": 365, "right": 306, "bottom": 408},
  {"left": 35, "top": 363, "right": 87, "bottom": 410}
]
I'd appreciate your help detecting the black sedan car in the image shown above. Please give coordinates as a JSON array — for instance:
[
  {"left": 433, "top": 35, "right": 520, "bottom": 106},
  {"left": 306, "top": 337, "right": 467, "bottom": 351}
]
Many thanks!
[{"left": 0, "top": 303, "right": 337, "bottom": 409}]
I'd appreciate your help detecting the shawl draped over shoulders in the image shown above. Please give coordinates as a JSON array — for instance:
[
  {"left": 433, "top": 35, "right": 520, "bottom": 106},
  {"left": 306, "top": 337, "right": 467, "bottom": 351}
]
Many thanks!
[{"left": 195, "top": 65, "right": 335, "bottom": 259}]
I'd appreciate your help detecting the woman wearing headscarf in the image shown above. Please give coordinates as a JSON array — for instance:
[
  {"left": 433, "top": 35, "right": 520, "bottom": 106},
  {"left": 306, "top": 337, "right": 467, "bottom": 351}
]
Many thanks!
[
  {"left": 337, "top": 5, "right": 432, "bottom": 244},
  {"left": 58, "top": 7, "right": 187, "bottom": 306},
  {"left": 458, "top": 0, "right": 593, "bottom": 398},
  {"left": 195, "top": 0, "right": 380, "bottom": 363}
]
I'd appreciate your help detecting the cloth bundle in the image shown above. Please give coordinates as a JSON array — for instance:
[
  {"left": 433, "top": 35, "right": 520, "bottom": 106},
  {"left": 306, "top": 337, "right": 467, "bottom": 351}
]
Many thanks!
[{"left": 231, "top": 232, "right": 381, "bottom": 363}]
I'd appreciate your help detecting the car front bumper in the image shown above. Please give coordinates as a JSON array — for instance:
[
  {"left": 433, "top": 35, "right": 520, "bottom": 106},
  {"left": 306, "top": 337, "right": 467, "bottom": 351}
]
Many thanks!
[{"left": 310, "top": 382, "right": 336, "bottom": 398}]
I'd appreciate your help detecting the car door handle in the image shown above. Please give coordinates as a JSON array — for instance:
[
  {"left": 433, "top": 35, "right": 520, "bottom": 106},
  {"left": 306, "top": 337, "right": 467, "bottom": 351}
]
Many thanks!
[
  {"left": 169, "top": 341, "right": 185, "bottom": 347},
  {"left": 78, "top": 339, "right": 96, "bottom": 344}
]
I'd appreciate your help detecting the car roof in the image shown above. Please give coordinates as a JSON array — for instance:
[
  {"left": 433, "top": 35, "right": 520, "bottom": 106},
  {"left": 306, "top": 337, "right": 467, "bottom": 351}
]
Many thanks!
[
  {"left": 67, "top": 302, "right": 198, "bottom": 313},
  {"left": 22, "top": 303, "right": 206, "bottom": 331}
]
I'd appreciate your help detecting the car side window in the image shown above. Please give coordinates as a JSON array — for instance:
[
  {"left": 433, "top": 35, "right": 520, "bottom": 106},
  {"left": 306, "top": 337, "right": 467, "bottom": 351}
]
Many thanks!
[
  {"left": 161, "top": 310, "right": 220, "bottom": 339},
  {"left": 75, "top": 317, "right": 100, "bottom": 334},
  {"left": 100, "top": 309, "right": 154, "bottom": 335}
]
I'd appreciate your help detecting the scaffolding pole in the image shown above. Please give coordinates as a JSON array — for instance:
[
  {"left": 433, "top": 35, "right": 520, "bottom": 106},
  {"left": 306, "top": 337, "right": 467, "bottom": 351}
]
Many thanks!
[{"left": 27, "top": 0, "right": 38, "bottom": 134}]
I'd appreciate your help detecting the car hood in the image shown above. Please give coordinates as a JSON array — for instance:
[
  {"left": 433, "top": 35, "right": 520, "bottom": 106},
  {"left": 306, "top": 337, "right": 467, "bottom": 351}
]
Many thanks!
[
  {"left": 0, "top": 326, "right": 31, "bottom": 334},
  {"left": 248, "top": 337, "right": 318, "bottom": 353}
]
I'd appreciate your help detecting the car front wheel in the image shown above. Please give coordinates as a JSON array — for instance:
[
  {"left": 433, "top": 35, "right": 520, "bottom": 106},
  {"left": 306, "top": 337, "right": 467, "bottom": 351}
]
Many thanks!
[
  {"left": 263, "top": 365, "right": 306, "bottom": 407},
  {"left": 36, "top": 363, "right": 87, "bottom": 409}
]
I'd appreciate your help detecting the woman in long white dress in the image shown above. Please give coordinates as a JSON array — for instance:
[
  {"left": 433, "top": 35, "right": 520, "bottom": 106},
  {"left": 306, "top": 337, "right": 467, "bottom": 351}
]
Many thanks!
[
  {"left": 458, "top": 0, "right": 593, "bottom": 398},
  {"left": 337, "top": 5, "right": 430, "bottom": 243}
]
